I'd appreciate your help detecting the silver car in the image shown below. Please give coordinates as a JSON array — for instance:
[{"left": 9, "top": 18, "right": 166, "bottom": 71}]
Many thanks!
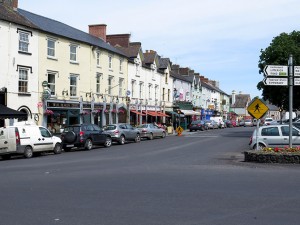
[
  {"left": 103, "top": 123, "right": 140, "bottom": 145},
  {"left": 249, "top": 124, "right": 300, "bottom": 150},
  {"left": 136, "top": 123, "right": 166, "bottom": 140}
]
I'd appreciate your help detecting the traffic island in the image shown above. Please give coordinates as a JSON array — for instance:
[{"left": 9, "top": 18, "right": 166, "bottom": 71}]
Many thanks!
[{"left": 244, "top": 150, "right": 300, "bottom": 164}]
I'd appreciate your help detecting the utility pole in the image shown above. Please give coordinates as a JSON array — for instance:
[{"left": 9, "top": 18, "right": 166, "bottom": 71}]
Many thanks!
[{"left": 288, "top": 54, "right": 293, "bottom": 148}]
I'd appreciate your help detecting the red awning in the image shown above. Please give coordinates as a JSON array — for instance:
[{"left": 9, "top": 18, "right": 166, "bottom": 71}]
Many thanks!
[
  {"left": 131, "top": 110, "right": 146, "bottom": 116},
  {"left": 145, "top": 111, "right": 166, "bottom": 117},
  {"left": 157, "top": 111, "right": 170, "bottom": 117}
]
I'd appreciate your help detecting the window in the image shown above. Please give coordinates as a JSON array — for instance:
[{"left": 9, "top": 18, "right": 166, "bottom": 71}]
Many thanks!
[
  {"left": 39, "top": 127, "right": 51, "bottom": 138},
  {"left": 47, "top": 38, "right": 56, "bottom": 57},
  {"left": 261, "top": 127, "right": 279, "bottom": 136},
  {"left": 96, "top": 73, "right": 102, "bottom": 94},
  {"left": 131, "top": 80, "right": 136, "bottom": 97},
  {"left": 47, "top": 72, "right": 56, "bottom": 95},
  {"left": 162, "top": 88, "right": 165, "bottom": 101},
  {"left": 139, "top": 82, "right": 143, "bottom": 99},
  {"left": 108, "top": 76, "right": 113, "bottom": 95},
  {"left": 96, "top": 51, "right": 101, "bottom": 67},
  {"left": 119, "top": 78, "right": 124, "bottom": 97},
  {"left": 18, "top": 68, "right": 29, "bottom": 93},
  {"left": 281, "top": 126, "right": 300, "bottom": 136},
  {"left": 108, "top": 55, "right": 113, "bottom": 69},
  {"left": 155, "top": 85, "right": 158, "bottom": 100},
  {"left": 70, "top": 74, "right": 78, "bottom": 97},
  {"left": 148, "top": 84, "right": 152, "bottom": 100},
  {"left": 119, "top": 58, "right": 123, "bottom": 72},
  {"left": 19, "top": 31, "right": 29, "bottom": 53},
  {"left": 70, "top": 44, "right": 78, "bottom": 62},
  {"left": 168, "top": 89, "right": 170, "bottom": 102},
  {"left": 165, "top": 73, "right": 168, "bottom": 84}
]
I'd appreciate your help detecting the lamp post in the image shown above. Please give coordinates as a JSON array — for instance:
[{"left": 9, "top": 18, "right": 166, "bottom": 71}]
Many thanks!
[{"left": 126, "top": 96, "right": 130, "bottom": 124}]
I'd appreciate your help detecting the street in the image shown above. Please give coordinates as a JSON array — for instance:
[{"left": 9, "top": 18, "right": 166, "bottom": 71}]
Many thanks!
[{"left": 1, "top": 127, "right": 300, "bottom": 225}]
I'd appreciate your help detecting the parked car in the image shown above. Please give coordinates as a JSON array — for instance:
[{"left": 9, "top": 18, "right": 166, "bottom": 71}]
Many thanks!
[
  {"left": 249, "top": 124, "right": 300, "bottom": 150},
  {"left": 104, "top": 123, "right": 140, "bottom": 144},
  {"left": 231, "top": 120, "right": 238, "bottom": 127},
  {"left": 205, "top": 120, "right": 219, "bottom": 129},
  {"left": 244, "top": 119, "right": 253, "bottom": 127},
  {"left": 0, "top": 121, "right": 62, "bottom": 159},
  {"left": 61, "top": 124, "right": 112, "bottom": 151},
  {"left": 189, "top": 120, "right": 209, "bottom": 132},
  {"left": 136, "top": 123, "right": 166, "bottom": 139},
  {"left": 253, "top": 119, "right": 258, "bottom": 126},
  {"left": 224, "top": 120, "right": 233, "bottom": 128},
  {"left": 239, "top": 120, "right": 245, "bottom": 126},
  {"left": 263, "top": 117, "right": 274, "bottom": 126}
]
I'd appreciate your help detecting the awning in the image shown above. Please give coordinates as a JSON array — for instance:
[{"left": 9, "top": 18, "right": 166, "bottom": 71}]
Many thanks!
[
  {"left": 156, "top": 111, "right": 170, "bottom": 117},
  {"left": 130, "top": 110, "right": 146, "bottom": 116},
  {"left": 144, "top": 111, "right": 162, "bottom": 117},
  {"left": 180, "top": 110, "right": 201, "bottom": 116},
  {"left": 0, "top": 104, "right": 27, "bottom": 119}
]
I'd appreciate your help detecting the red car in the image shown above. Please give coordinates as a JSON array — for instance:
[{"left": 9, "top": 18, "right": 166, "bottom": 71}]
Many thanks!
[{"left": 230, "top": 120, "right": 238, "bottom": 127}]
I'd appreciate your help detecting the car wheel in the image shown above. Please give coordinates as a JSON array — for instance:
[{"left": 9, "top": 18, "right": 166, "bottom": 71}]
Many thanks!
[
  {"left": 254, "top": 143, "right": 265, "bottom": 150},
  {"left": 64, "top": 131, "right": 77, "bottom": 143},
  {"left": 148, "top": 133, "right": 153, "bottom": 140},
  {"left": 135, "top": 134, "right": 141, "bottom": 143},
  {"left": 24, "top": 146, "right": 33, "bottom": 158},
  {"left": 119, "top": 135, "right": 125, "bottom": 145},
  {"left": 104, "top": 136, "right": 112, "bottom": 147},
  {"left": 161, "top": 132, "right": 166, "bottom": 138},
  {"left": 85, "top": 139, "right": 93, "bottom": 150},
  {"left": 53, "top": 143, "right": 62, "bottom": 154}
]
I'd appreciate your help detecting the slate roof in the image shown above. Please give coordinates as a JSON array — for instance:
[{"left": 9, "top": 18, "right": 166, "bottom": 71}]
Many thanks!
[
  {"left": 16, "top": 9, "right": 126, "bottom": 57},
  {"left": 158, "top": 57, "right": 170, "bottom": 69},
  {"left": 170, "top": 71, "right": 192, "bottom": 83},
  {"left": 116, "top": 42, "right": 142, "bottom": 59},
  {"left": 143, "top": 51, "right": 157, "bottom": 65}
]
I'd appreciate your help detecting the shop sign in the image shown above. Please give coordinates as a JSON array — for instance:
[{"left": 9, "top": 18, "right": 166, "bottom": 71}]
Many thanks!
[{"left": 47, "top": 102, "right": 80, "bottom": 108}]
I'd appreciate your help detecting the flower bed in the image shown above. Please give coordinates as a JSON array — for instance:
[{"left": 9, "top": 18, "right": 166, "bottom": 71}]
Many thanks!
[{"left": 244, "top": 147, "right": 300, "bottom": 164}]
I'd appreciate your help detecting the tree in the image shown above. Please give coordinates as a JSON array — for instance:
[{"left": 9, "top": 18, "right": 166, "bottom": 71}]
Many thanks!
[{"left": 257, "top": 31, "right": 300, "bottom": 110}]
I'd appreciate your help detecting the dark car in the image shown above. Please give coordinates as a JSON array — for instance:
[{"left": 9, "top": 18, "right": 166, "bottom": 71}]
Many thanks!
[
  {"left": 103, "top": 123, "right": 141, "bottom": 144},
  {"left": 61, "top": 124, "right": 112, "bottom": 151},
  {"left": 189, "top": 120, "right": 208, "bottom": 132}
]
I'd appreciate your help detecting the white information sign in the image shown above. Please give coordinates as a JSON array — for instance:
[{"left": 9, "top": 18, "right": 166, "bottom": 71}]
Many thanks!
[
  {"left": 264, "top": 65, "right": 288, "bottom": 76},
  {"left": 294, "top": 77, "right": 300, "bottom": 85},
  {"left": 294, "top": 66, "right": 300, "bottom": 77},
  {"left": 263, "top": 77, "right": 288, "bottom": 86}
]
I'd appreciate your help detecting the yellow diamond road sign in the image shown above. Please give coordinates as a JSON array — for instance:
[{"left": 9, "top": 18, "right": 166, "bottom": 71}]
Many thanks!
[{"left": 247, "top": 98, "right": 269, "bottom": 119}]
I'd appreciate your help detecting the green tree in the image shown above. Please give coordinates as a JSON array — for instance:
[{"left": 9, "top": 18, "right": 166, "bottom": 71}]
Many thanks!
[{"left": 257, "top": 31, "right": 300, "bottom": 110}]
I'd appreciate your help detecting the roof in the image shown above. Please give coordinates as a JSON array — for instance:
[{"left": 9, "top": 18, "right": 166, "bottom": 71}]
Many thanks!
[
  {"left": 16, "top": 9, "right": 126, "bottom": 57},
  {"left": 170, "top": 71, "right": 192, "bottom": 83},
  {"left": 116, "top": 42, "right": 142, "bottom": 58},
  {"left": 0, "top": 4, "right": 38, "bottom": 29},
  {"left": 0, "top": 104, "right": 27, "bottom": 119},
  {"left": 232, "top": 94, "right": 251, "bottom": 108}
]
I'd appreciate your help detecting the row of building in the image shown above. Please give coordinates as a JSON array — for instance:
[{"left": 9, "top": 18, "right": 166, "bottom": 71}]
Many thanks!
[{"left": 0, "top": 0, "right": 256, "bottom": 133}]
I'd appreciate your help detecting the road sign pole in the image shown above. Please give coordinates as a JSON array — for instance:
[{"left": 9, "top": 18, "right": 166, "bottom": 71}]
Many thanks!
[{"left": 288, "top": 54, "right": 293, "bottom": 148}]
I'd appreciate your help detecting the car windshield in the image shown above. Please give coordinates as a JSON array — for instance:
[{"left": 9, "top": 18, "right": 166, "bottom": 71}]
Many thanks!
[
  {"left": 104, "top": 125, "right": 117, "bottom": 130},
  {"left": 137, "top": 125, "right": 148, "bottom": 128}
]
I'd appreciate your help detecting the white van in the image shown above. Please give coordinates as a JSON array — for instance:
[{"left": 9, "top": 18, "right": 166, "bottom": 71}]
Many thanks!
[
  {"left": 0, "top": 121, "right": 62, "bottom": 159},
  {"left": 210, "top": 116, "right": 225, "bottom": 128}
]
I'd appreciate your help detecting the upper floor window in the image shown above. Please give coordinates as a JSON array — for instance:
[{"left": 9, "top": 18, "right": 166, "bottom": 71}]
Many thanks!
[
  {"left": 139, "top": 82, "right": 143, "bottom": 99},
  {"left": 70, "top": 74, "right": 78, "bottom": 97},
  {"left": 108, "top": 76, "right": 113, "bottom": 95},
  {"left": 47, "top": 72, "right": 56, "bottom": 95},
  {"left": 119, "top": 58, "right": 123, "bottom": 72},
  {"left": 19, "top": 31, "right": 29, "bottom": 53},
  {"left": 108, "top": 55, "right": 113, "bottom": 69},
  {"left": 168, "top": 89, "right": 170, "bottom": 102},
  {"left": 131, "top": 80, "right": 136, "bottom": 97},
  {"left": 155, "top": 85, "right": 159, "bottom": 100},
  {"left": 165, "top": 73, "right": 168, "bottom": 84},
  {"left": 162, "top": 88, "right": 165, "bottom": 101},
  {"left": 96, "top": 51, "right": 101, "bottom": 67},
  {"left": 47, "top": 38, "right": 56, "bottom": 58},
  {"left": 119, "top": 78, "right": 124, "bottom": 97},
  {"left": 18, "top": 68, "right": 29, "bottom": 93},
  {"left": 70, "top": 44, "right": 78, "bottom": 62},
  {"left": 96, "top": 73, "right": 102, "bottom": 94},
  {"left": 148, "top": 84, "right": 152, "bottom": 100}
]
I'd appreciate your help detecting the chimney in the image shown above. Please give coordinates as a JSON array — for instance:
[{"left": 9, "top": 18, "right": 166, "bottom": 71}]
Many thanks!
[
  {"left": 106, "top": 34, "right": 131, "bottom": 48},
  {"left": 89, "top": 24, "right": 107, "bottom": 42},
  {"left": 1, "top": 0, "right": 18, "bottom": 10},
  {"left": 232, "top": 90, "right": 236, "bottom": 105}
]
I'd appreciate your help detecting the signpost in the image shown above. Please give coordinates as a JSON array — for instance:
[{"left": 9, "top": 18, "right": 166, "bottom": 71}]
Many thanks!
[{"left": 247, "top": 98, "right": 269, "bottom": 151}]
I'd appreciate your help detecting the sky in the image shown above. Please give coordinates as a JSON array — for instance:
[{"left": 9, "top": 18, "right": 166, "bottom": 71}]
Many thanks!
[{"left": 19, "top": 0, "right": 300, "bottom": 99}]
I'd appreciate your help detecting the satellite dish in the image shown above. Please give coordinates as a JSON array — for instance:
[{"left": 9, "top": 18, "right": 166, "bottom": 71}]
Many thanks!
[{"left": 126, "top": 90, "right": 131, "bottom": 96}]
